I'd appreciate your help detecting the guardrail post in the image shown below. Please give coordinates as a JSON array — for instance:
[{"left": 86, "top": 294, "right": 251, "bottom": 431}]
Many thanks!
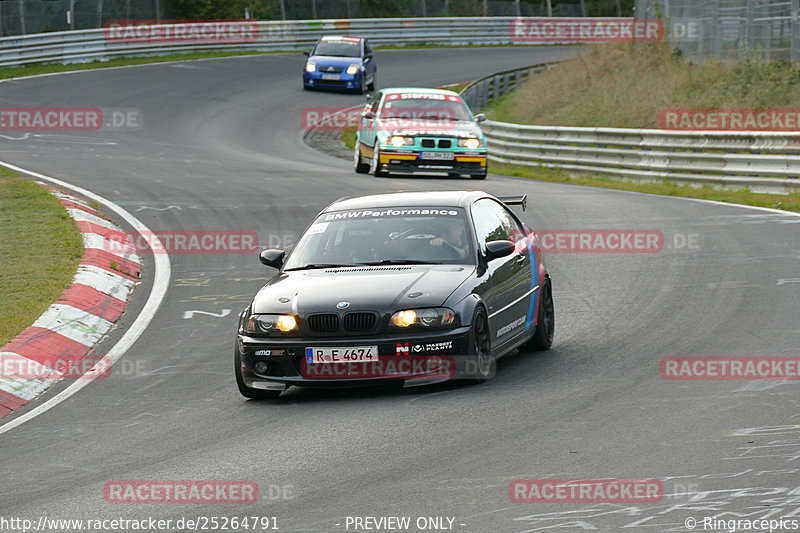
[
  {"left": 793, "top": 0, "right": 800, "bottom": 62},
  {"left": 18, "top": 0, "right": 25, "bottom": 35}
]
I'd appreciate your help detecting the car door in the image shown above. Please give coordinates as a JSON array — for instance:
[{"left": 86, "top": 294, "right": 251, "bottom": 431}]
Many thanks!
[
  {"left": 363, "top": 40, "right": 376, "bottom": 82},
  {"left": 470, "top": 198, "right": 532, "bottom": 350}
]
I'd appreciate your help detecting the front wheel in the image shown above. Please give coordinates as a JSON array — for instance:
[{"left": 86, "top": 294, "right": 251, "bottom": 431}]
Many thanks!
[
  {"left": 464, "top": 306, "right": 494, "bottom": 383},
  {"left": 372, "top": 143, "right": 388, "bottom": 177},
  {"left": 525, "top": 276, "right": 554, "bottom": 351},
  {"left": 354, "top": 143, "right": 369, "bottom": 174},
  {"left": 367, "top": 73, "right": 376, "bottom": 91},
  {"left": 235, "top": 349, "right": 282, "bottom": 399}
]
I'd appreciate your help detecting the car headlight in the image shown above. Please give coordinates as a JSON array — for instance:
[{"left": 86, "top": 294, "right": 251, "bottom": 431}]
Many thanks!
[
  {"left": 305, "top": 62, "right": 316, "bottom": 73},
  {"left": 346, "top": 64, "right": 360, "bottom": 75},
  {"left": 390, "top": 308, "right": 458, "bottom": 329},
  {"left": 244, "top": 314, "right": 298, "bottom": 335},
  {"left": 458, "top": 138, "right": 483, "bottom": 149},
  {"left": 389, "top": 135, "right": 414, "bottom": 147}
]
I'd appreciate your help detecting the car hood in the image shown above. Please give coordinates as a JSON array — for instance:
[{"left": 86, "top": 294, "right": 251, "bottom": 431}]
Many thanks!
[
  {"left": 377, "top": 118, "right": 484, "bottom": 139},
  {"left": 251, "top": 264, "right": 475, "bottom": 315},
  {"left": 308, "top": 55, "right": 362, "bottom": 67}
]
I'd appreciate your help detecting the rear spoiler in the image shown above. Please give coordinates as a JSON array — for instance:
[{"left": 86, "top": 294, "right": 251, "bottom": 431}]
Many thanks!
[{"left": 498, "top": 194, "right": 527, "bottom": 211}]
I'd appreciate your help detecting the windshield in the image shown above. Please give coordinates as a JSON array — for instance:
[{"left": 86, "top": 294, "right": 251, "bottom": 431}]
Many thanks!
[
  {"left": 284, "top": 207, "right": 475, "bottom": 269},
  {"left": 380, "top": 93, "right": 472, "bottom": 121},
  {"left": 313, "top": 39, "right": 362, "bottom": 58}
]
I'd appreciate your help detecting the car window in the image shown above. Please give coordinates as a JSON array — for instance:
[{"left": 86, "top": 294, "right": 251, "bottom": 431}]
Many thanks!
[
  {"left": 313, "top": 38, "right": 362, "bottom": 58},
  {"left": 364, "top": 41, "right": 373, "bottom": 55},
  {"left": 379, "top": 94, "right": 471, "bottom": 121},
  {"left": 284, "top": 208, "right": 475, "bottom": 268},
  {"left": 365, "top": 91, "right": 381, "bottom": 114},
  {"left": 471, "top": 199, "right": 521, "bottom": 249}
]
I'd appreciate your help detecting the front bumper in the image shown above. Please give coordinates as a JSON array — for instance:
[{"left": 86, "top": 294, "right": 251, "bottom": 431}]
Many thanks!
[
  {"left": 377, "top": 148, "right": 487, "bottom": 176},
  {"left": 237, "top": 326, "right": 472, "bottom": 389},
  {"left": 303, "top": 70, "right": 363, "bottom": 90}
]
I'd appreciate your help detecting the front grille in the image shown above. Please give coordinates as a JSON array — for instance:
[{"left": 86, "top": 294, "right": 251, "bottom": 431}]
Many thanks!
[
  {"left": 438, "top": 139, "right": 452, "bottom": 148},
  {"left": 307, "top": 314, "right": 339, "bottom": 333},
  {"left": 421, "top": 139, "right": 435, "bottom": 148},
  {"left": 344, "top": 312, "right": 376, "bottom": 332},
  {"left": 320, "top": 65, "right": 344, "bottom": 73}
]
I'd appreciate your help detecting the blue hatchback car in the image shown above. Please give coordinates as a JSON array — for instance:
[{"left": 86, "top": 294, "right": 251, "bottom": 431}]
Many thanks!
[{"left": 303, "top": 35, "right": 376, "bottom": 93}]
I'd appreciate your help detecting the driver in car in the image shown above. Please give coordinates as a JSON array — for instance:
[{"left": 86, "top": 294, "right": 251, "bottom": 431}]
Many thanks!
[{"left": 428, "top": 221, "right": 469, "bottom": 260}]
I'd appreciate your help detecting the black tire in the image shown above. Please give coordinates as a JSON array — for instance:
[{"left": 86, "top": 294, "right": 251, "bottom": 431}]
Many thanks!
[
  {"left": 372, "top": 143, "right": 388, "bottom": 177},
  {"left": 354, "top": 142, "right": 370, "bottom": 174},
  {"left": 235, "top": 349, "right": 282, "bottom": 399},
  {"left": 525, "top": 276, "right": 554, "bottom": 351},
  {"left": 464, "top": 306, "right": 494, "bottom": 383},
  {"left": 367, "top": 73, "right": 376, "bottom": 91},
  {"left": 471, "top": 173, "right": 487, "bottom": 180}
]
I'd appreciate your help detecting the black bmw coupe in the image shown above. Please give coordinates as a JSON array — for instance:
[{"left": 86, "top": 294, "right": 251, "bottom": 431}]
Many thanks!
[{"left": 235, "top": 190, "right": 554, "bottom": 398}]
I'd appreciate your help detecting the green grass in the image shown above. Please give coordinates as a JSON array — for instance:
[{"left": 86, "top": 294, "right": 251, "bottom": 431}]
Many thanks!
[
  {"left": 486, "top": 42, "right": 800, "bottom": 128},
  {"left": 491, "top": 162, "right": 800, "bottom": 213},
  {"left": 341, "top": 129, "right": 357, "bottom": 150},
  {"left": 0, "top": 169, "right": 84, "bottom": 346}
]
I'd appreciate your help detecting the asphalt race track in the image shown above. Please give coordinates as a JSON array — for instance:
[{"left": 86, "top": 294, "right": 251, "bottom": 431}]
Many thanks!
[{"left": 1, "top": 46, "right": 799, "bottom": 532}]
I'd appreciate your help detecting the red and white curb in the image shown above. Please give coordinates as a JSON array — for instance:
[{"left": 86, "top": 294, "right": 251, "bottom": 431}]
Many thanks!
[{"left": 0, "top": 184, "right": 140, "bottom": 419}]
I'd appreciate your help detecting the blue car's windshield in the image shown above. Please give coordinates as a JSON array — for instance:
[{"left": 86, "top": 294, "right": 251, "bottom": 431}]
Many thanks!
[
  {"left": 313, "top": 39, "right": 361, "bottom": 58},
  {"left": 284, "top": 208, "right": 475, "bottom": 269}
]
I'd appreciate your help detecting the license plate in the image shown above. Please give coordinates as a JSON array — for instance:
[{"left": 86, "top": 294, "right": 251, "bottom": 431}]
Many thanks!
[
  {"left": 420, "top": 151, "right": 455, "bottom": 160},
  {"left": 321, "top": 74, "right": 340, "bottom": 80},
  {"left": 306, "top": 346, "right": 379, "bottom": 363}
]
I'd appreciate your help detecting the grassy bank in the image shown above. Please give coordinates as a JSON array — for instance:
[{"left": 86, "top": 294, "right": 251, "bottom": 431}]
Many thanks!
[
  {"left": 481, "top": 43, "right": 800, "bottom": 212},
  {"left": 487, "top": 42, "right": 800, "bottom": 128},
  {"left": 0, "top": 170, "right": 84, "bottom": 346}
]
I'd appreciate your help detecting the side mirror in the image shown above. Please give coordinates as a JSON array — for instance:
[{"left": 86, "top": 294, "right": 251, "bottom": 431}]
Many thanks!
[
  {"left": 303, "top": 50, "right": 310, "bottom": 56},
  {"left": 485, "top": 240, "right": 515, "bottom": 261},
  {"left": 259, "top": 249, "right": 286, "bottom": 269},
  {"left": 362, "top": 110, "right": 375, "bottom": 119},
  {"left": 474, "top": 113, "right": 487, "bottom": 123}
]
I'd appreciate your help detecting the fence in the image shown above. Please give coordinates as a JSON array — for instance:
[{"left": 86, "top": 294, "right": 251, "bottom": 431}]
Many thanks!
[
  {"left": 0, "top": 17, "right": 606, "bottom": 68},
  {"left": 0, "top": 0, "right": 596, "bottom": 37},
  {"left": 634, "top": 0, "right": 800, "bottom": 63},
  {"left": 461, "top": 63, "right": 800, "bottom": 193}
]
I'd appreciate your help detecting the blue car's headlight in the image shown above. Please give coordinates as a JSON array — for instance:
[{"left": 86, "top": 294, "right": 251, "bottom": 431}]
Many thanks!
[
  {"left": 305, "top": 62, "right": 316, "bottom": 73},
  {"left": 346, "top": 64, "right": 360, "bottom": 75}
]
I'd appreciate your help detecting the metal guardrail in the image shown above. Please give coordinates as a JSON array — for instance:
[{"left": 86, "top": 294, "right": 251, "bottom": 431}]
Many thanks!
[
  {"left": 0, "top": 17, "right": 577, "bottom": 68},
  {"left": 462, "top": 63, "right": 800, "bottom": 194},
  {"left": 460, "top": 62, "right": 557, "bottom": 111}
]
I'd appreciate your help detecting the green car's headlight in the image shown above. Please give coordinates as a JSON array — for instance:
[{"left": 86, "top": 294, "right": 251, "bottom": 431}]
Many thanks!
[
  {"left": 389, "top": 135, "right": 414, "bottom": 147},
  {"left": 389, "top": 308, "right": 458, "bottom": 329},
  {"left": 458, "top": 138, "right": 483, "bottom": 149}
]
